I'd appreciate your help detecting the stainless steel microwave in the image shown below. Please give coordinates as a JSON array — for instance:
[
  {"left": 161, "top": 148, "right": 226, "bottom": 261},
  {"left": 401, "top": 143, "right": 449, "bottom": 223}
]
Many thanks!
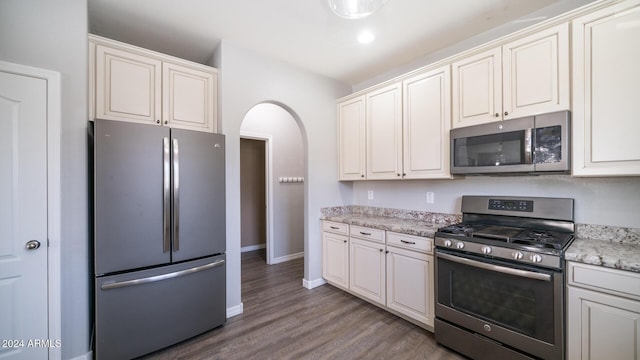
[{"left": 450, "top": 111, "right": 570, "bottom": 175}]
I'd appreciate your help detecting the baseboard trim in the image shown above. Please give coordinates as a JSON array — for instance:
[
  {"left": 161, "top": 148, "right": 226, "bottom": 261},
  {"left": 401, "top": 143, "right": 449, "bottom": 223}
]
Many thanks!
[
  {"left": 226, "top": 302, "right": 244, "bottom": 318},
  {"left": 241, "top": 244, "right": 266, "bottom": 253},
  {"left": 302, "top": 277, "right": 326, "bottom": 289},
  {"left": 271, "top": 251, "right": 303, "bottom": 264},
  {"left": 69, "top": 351, "right": 93, "bottom": 360}
]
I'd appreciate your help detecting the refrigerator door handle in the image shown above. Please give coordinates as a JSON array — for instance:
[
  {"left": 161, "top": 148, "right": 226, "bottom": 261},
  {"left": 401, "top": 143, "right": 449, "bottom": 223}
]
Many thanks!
[
  {"left": 100, "top": 259, "right": 225, "bottom": 290},
  {"left": 163, "top": 137, "right": 171, "bottom": 253},
  {"left": 172, "top": 138, "right": 180, "bottom": 251}
]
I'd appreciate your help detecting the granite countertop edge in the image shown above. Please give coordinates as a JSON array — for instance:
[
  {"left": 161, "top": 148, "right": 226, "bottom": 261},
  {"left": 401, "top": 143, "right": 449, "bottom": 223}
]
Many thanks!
[
  {"left": 321, "top": 214, "right": 443, "bottom": 238},
  {"left": 565, "top": 237, "right": 640, "bottom": 273},
  {"left": 321, "top": 208, "right": 640, "bottom": 274}
]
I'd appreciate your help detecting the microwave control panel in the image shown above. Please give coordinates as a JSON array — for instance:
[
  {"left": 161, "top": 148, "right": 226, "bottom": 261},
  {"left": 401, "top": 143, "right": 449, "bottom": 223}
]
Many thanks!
[{"left": 488, "top": 199, "right": 533, "bottom": 212}]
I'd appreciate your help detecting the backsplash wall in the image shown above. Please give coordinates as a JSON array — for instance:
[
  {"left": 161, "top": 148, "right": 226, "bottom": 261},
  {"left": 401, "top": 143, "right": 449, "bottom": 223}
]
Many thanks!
[{"left": 351, "top": 175, "right": 640, "bottom": 228}]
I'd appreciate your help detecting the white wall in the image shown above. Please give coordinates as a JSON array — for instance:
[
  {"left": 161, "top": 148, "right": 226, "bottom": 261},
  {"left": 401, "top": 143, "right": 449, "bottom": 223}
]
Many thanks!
[
  {"left": 353, "top": 176, "right": 640, "bottom": 228},
  {"left": 353, "top": 0, "right": 596, "bottom": 92},
  {"left": 0, "top": 0, "right": 89, "bottom": 358},
  {"left": 241, "top": 103, "right": 305, "bottom": 259},
  {"left": 211, "top": 41, "right": 352, "bottom": 310}
]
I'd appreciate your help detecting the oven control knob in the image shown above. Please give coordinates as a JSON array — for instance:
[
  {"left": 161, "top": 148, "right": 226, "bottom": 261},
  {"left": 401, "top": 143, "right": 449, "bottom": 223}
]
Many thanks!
[
  {"left": 513, "top": 251, "right": 524, "bottom": 260},
  {"left": 481, "top": 246, "right": 492, "bottom": 254},
  {"left": 455, "top": 242, "right": 465, "bottom": 249},
  {"left": 443, "top": 240, "right": 452, "bottom": 247},
  {"left": 530, "top": 254, "right": 543, "bottom": 263}
]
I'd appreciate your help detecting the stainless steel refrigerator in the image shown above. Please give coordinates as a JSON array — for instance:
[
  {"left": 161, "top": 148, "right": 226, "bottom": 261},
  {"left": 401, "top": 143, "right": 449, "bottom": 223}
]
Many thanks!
[{"left": 91, "top": 119, "right": 226, "bottom": 360}]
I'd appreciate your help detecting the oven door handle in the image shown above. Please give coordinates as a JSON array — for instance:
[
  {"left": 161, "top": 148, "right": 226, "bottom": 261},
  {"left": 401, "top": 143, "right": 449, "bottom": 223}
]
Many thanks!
[{"left": 437, "top": 252, "right": 552, "bottom": 282}]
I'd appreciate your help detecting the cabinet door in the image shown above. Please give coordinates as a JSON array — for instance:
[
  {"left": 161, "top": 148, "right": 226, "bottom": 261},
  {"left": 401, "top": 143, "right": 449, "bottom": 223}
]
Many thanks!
[
  {"left": 402, "top": 66, "right": 451, "bottom": 179},
  {"left": 322, "top": 231, "right": 349, "bottom": 289},
  {"left": 502, "top": 23, "right": 569, "bottom": 120},
  {"left": 338, "top": 96, "right": 366, "bottom": 180},
  {"left": 572, "top": 0, "right": 640, "bottom": 176},
  {"left": 451, "top": 47, "right": 502, "bottom": 128},
  {"left": 349, "top": 238, "right": 385, "bottom": 305},
  {"left": 386, "top": 246, "right": 434, "bottom": 327},
  {"left": 96, "top": 44, "right": 162, "bottom": 125},
  {"left": 162, "top": 62, "right": 217, "bottom": 133},
  {"left": 366, "top": 83, "right": 403, "bottom": 180},
  {"left": 567, "top": 286, "right": 640, "bottom": 360}
]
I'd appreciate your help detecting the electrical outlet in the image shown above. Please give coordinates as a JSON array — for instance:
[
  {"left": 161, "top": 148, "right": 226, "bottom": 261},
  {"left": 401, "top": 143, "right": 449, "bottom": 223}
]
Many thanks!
[
  {"left": 426, "top": 192, "right": 435, "bottom": 204},
  {"left": 367, "top": 190, "right": 374, "bottom": 200}
]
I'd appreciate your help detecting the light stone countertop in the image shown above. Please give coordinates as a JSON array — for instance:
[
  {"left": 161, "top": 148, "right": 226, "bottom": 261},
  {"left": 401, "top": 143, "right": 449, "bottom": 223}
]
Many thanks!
[
  {"left": 321, "top": 205, "right": 640, "bottom": 273},
  {"left": 320, "top": 206, "right": 460, "bottom": 238},
  {"left": 321, "top": 213, "right": 443, "bottom": 238},
  {"left": 566, "top": 237, "right": 640, "bottom": 273}
]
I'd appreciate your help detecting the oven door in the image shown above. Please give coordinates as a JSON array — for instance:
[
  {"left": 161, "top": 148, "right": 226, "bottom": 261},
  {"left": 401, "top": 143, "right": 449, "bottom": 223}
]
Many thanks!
[{"left": 435, "top": 249, "right": 564, "bottom": 360}]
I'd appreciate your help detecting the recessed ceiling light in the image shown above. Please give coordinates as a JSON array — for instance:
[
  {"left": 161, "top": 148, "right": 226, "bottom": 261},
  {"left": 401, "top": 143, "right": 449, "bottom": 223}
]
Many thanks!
[{"left": 358, "top": 31, "right": 375, "bottom": 44}]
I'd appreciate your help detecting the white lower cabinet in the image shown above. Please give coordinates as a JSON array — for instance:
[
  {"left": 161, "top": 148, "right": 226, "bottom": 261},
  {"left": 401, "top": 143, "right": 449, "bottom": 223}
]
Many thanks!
[
  {"left": 349, "top": 238, "right": 386, "bottom": 306},
  {"left": 321, "top": 222, "right": 435, "bottom": 329},
  {"left": 386, "top": 245, "right": 434, "bottom": 327},
  {"left": 322, "top": 221, "right": 350, "bottom": 289},
  {"left": 567, "top": 262, "right": 640, "bottom": 360},
  {"left": 349, "top": 225, "right": 386, "bottom": 306}
]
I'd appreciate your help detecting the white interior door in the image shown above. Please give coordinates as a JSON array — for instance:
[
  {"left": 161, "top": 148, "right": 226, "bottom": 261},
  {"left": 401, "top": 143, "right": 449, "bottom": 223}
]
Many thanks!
[{"left": 0, "top": 71, "right": 49, "bottom": 360}]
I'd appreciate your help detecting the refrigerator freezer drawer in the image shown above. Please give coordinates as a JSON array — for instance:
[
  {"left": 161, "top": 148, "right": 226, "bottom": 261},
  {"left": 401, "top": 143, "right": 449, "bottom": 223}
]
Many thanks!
[{"left": 95, "top": 255, "right": 226, "bottom": 360}]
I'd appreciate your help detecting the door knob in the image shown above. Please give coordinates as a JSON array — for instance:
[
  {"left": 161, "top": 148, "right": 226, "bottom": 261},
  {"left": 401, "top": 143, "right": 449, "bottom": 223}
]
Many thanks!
[{"left": 25, "top": 240, "right": 41, "bottom": 250}]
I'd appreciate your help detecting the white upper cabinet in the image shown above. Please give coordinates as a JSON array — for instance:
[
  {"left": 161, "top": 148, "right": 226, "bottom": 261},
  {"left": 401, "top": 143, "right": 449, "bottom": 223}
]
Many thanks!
[
  {"left": 572, "top": 0, "right": 640, "bottom": 176},
  {"left": 402, "top": 65, "right": 451, "bottom": 179},
  {"left": 337, "top": 67, "right": 451, "bottom": 181},
  {"left": 452, "top": 23, "right": 569, "bottom": 128},
  {"left": 95, "top": 44, "right": 162, "bottom": 125},
  {"left": 502, "top": 23, "right": 569, "bottom": 119},
  {"left": 338, "top": 95, "right": 366, "bottom": 180},
  {"left": 452, "top": 47, "right": 502, "bottom": 128},
  {"left": 162, "top": 62, "right": 216, "bottom": 132},
  {"left": 366, "top": 82, "right": 403, "bottom": 180},
  {"left": 90, "top": 35, "right": 218, "bottom": 133}
]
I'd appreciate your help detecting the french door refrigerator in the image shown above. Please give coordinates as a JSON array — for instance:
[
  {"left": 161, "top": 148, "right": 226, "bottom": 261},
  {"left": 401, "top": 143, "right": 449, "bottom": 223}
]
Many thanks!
[{"left": 91, "top": 119, "right": 226, "bottom": 360}]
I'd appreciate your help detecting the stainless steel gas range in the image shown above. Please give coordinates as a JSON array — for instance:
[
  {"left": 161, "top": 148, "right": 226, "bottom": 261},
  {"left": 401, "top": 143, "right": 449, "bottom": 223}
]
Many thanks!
[{"left": 434, "top": 196, "right": 575, "bottom": 360}]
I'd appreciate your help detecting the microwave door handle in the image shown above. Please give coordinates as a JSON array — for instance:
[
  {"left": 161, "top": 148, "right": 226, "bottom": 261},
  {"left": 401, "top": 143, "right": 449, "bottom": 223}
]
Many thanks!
[{"left": 524, "top": 128, "right": 533, "bottom": 164}]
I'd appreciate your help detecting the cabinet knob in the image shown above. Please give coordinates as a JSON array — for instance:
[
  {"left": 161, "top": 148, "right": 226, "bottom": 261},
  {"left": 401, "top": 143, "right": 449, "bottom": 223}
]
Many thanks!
[
  {"left": 504, "top": 111, "right": 509, "bottom": 116},
  {"left": 25, "top": 240, "right": 41, "bottom": 250},
  {"left": 397, "top": 173, "right": 400, "bottom": 177},
  {"left": 343, "top": 240, "right": 347, "bottom": 243},
  {"left": 156, "top": 120, "right": 160, "bottom": 124},
  {"left": 494, "top": 113, "right": 500, "bottom": 117},
  {"left": 402, "top": 173, "right": 406, "bottom": 177},
  {"left": 164, "top": 120, "right": 168, "bottom": 125},
  {"left": 385, "top": 250, "right": 389, "bottom": 254},
  {"left": 361, "top": 174, "right": 365, "bottom": 178},
  {"left": 379, "top": 249, "right": 383, "bottom": 252}
]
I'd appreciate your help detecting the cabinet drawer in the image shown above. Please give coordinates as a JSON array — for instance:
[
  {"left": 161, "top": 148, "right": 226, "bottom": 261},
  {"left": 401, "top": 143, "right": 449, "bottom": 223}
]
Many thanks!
[
  {"left": 322, "top": 221, "right": 349, "bottom": 235},
  {"left": 350, "top": 225, "right": 385, "bottom": 243},
  {"left": 387, "top": 232, "right": 433, "bottom": 254},
  {"left": 568, "top": 262, "right": 640, "bottom": 301}
]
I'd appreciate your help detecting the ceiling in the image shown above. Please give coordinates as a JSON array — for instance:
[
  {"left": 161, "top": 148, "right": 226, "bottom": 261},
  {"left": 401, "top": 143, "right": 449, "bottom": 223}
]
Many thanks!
[{"left": 88, "top": 0, "right": 590, "bottom": 86}]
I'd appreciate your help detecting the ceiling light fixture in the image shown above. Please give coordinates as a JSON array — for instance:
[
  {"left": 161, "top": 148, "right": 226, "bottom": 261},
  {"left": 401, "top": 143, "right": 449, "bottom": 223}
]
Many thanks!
[
  {"left": 327, "top": 0, "right": 389, "bottom": 19},
  {"left": 357, "top": 31, "right": 375, "bottom": 44}
]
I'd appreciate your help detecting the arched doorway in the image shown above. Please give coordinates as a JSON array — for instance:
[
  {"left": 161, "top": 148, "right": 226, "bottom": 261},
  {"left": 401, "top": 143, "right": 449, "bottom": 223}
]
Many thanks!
[{"left": 239, "top": 102, "right": 307, "bottom": 265}]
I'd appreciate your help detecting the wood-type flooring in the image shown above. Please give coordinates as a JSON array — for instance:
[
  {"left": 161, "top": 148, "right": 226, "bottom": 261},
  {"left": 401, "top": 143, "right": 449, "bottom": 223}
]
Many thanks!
[{"left": 141, "top": 250, "right": 464, "bottom": 360}]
